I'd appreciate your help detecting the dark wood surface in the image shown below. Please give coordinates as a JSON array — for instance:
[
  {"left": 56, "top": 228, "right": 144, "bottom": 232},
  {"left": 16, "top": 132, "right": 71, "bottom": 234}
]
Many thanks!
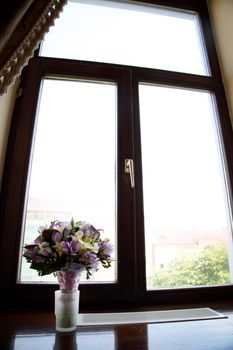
[{"left": 1, "top": 308, "right": 233, "bottom": 350}]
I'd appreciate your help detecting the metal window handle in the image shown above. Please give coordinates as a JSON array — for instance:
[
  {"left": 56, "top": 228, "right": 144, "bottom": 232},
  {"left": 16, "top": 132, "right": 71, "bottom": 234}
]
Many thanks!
[{"left": 125, "top": 159, "right": 135, "bottom": 188}]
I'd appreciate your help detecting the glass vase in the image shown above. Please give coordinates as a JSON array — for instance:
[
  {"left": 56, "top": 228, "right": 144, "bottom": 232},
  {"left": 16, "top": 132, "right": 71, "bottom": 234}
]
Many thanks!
[{"left": 55, "top": 270, "right": 81, "bottom": 332}]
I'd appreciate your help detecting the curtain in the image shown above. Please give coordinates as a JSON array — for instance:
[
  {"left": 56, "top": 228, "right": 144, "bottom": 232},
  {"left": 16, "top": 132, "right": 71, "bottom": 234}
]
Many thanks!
[{"left": 0, "top": 0, "right": 68, "bottom": 96}]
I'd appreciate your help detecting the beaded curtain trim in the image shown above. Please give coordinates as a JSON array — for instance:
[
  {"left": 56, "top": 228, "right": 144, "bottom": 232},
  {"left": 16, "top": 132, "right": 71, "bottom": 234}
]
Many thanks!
[{"left": 0, "top": 0, "right": 68, "bottom": 95}]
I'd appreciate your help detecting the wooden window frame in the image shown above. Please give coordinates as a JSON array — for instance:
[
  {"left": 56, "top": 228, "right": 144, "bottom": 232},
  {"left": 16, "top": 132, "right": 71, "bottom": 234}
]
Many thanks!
[{"left": 0, "top": 0, "right": 233, "bottom": 310}]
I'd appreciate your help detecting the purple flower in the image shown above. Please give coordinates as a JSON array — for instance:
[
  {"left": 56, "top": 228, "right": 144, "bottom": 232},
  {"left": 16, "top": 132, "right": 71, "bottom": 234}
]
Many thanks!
[
  {"left": 70, "top": 237, "right": 81, "bottom": 255},
  {"left": 99, "top": 239, "right": 113, "bottom": 257},
  {"left": 81, "top": 224, "right": 100, "bottom": 238},
  {"left": 59, "top": 241, "right": 70, "bottom": 254},
  {"left": 80, "top": 251, "right": 98, "bottom": 268},
  {"left": 53, "top": 239, "right": 70, "bottom": 256},
  {"left": 52, "top": 230, "right": 62, "bottom": 243},
  {"left": 39, "top": 246, "right": 52, "bottom": 257}
]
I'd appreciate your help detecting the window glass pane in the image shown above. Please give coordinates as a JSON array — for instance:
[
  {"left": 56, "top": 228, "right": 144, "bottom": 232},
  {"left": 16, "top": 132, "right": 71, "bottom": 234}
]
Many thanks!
[
  {"left": 40, "top": 0, "right": 209, "bottom": 76},
  {"left": 139, "top": 84, "right": 233, "bottom": 289},
  {"left": 19, "top": 78, "right": 117, "bottom": 283}
]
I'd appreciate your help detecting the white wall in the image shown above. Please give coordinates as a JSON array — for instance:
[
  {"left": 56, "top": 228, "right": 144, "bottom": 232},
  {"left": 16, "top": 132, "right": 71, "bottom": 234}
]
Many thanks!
[{"left": 208, "top": 0, "right": 233, "bottom": 126}]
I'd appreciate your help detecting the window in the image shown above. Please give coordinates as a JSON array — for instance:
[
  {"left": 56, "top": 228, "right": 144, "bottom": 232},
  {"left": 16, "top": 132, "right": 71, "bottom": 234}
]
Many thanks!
[
  {"left": 20, "top": 78, "right": 117, "bottom": 283},
  {"left": 40, "top": 0, "right": 209, "bottom": 75},
  {"left": 139, "top": 84, "right": 233, "bottom": 289},
  {"left": 1, "top": 0, "right": 233, "bottom": 308}
]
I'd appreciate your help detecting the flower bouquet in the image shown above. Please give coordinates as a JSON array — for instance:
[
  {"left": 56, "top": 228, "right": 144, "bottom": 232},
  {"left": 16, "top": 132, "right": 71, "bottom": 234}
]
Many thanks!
[
  {"left": 23, "top": 218, "right": 113, "bottom": 332},
  {"left": 23, "top": 218, "right": 113, "bottom": 279}
]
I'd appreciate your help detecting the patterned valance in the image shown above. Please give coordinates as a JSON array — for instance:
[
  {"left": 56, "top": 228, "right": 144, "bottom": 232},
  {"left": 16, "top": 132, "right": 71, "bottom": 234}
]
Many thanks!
[{"left": 0, "top": 0, "right": 67, "bottom": 95}]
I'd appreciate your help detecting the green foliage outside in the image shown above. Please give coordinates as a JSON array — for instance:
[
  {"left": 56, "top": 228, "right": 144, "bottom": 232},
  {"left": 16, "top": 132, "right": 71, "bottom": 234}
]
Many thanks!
[{"left": 148, "top": 244, "right": 231, "bottom": 288}]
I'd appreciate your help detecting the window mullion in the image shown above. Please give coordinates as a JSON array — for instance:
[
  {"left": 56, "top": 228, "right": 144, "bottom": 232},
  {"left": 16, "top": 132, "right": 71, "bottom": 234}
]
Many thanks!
[{"left": 116, "top": 68, "right": 138, "bottom": 301}]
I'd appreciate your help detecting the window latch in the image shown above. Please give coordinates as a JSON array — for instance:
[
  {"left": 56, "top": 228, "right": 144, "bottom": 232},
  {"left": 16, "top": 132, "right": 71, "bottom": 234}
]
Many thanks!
[{"left": 125, "top": 159, "right": 135, "bottom": 188}]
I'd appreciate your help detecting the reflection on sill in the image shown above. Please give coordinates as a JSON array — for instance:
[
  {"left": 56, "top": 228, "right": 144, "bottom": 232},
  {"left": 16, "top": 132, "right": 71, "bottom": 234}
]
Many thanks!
[{"left": 13, "top": 330, "right": 115, "bottom": 350}]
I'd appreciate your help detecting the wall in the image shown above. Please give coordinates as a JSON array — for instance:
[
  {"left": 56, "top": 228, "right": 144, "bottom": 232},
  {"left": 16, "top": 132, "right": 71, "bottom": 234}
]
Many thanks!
[
  {"left": 0, "top": 79, "right": 19, "bottom": 190},
  {"left": 0, "top": 0, "right": 233, "bottom": 191},
  {"left": 207, "top": 0, "right": 233, "bottom": 126}
]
